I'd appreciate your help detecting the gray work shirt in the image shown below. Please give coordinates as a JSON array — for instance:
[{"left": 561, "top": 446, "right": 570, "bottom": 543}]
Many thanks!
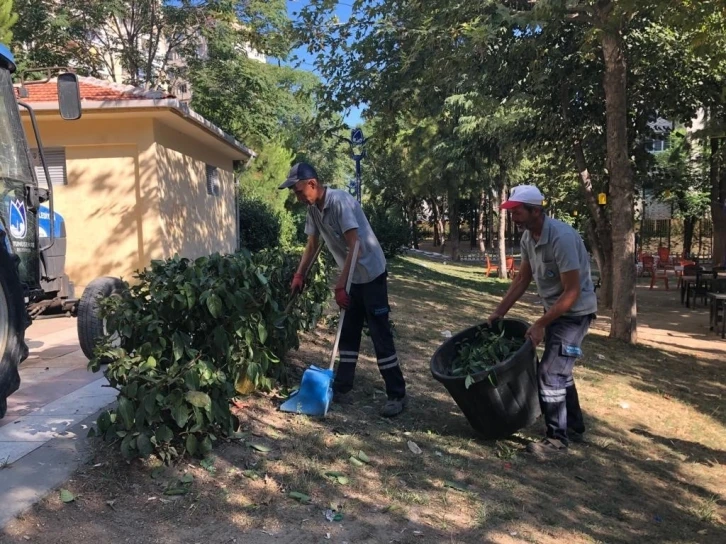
[
  {"left": 304, "top": 188, "right": 387, "bottom": 284},
  {"left": 520, "top": 217, "right": 598, "bottom": 316}
]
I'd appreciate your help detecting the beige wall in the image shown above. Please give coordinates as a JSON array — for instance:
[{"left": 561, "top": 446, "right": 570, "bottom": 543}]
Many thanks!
[
  {"left": 21, "top": 116, "right": 159, "bottom": 292},
  {"left": 154, "top": 121, "right": 237, "bottom": 260}
]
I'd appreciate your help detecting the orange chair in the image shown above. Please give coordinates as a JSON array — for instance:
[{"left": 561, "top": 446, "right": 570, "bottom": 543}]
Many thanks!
[
  {"left": 650, "top": 267, "right": 670, "bottom": 290},
  {"left": 506, "top": 256, "right": 518, "bottom": 279},
  {"left": 484, "top": 254, "right": 500, "bottom": 278},
  {"left": 657, "top": 247, "right": 670, "bottom": 268},
  {"left": 641, "top": 255, "right": 655, "bottom": 277}
]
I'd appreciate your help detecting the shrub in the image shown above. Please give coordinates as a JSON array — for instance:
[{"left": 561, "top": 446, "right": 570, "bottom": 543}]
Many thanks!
[
  {"left": 239, "top": 199, "right": 281, "bottom": 252},
  {"left": 89, "top": 248, "right": 331, "bottom": 463},
  {"left": 364, "top": 204, "right": 411, "bottom": 259}
]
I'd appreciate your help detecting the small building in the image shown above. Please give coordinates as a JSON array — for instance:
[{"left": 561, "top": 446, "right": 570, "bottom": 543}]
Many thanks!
[{"left": 20, "top": 76, "right": 254, "bottom": 293}]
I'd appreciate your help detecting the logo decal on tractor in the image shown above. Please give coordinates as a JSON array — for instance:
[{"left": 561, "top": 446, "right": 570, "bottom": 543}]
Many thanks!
[{"left": 9, "top": 198, "right": 27, "bottom": 239}]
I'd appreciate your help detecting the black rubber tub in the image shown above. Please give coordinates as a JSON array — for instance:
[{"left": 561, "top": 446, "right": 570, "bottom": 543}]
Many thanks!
[{"left": 430, "top": 318, "right": 541, "bottom": 439}]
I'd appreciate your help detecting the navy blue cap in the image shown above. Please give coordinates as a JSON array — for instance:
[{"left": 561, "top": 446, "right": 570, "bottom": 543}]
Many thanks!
[{"left": 279, "top": 162, "right": 319, "bottom": 189}]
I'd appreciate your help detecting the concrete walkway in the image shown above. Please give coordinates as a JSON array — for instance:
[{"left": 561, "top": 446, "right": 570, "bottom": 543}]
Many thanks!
[{"left": 0, "top": 318, "right": 116, "bottom": 528}]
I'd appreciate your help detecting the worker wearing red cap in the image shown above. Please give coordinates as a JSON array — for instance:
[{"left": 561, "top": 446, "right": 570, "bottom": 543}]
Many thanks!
[{"left": 488, "top": 185, "right": 597, "bottom": 458}]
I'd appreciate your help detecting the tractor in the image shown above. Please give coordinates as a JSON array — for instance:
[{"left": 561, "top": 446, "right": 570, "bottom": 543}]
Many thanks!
[{"left": 0, "top": 44, "right": 123, "bottom": 417}]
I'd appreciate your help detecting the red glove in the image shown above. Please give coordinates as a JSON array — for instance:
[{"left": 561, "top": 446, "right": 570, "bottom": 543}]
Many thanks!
[
  {"left": 291, "top": 272, "right": 305, "bottom": 294},
  {"left": 335, "top": 287, "right": 350, "bottom": 309}
]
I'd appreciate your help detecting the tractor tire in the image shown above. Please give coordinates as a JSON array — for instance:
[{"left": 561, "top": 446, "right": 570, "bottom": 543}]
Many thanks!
[
  {"left": 0, "top": 248, "right": 28, "bottom": 419},
  {"left": 77, "top": 276, "right": 125, "bottom": 361}
]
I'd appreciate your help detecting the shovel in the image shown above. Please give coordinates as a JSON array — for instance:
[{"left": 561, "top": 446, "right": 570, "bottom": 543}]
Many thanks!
[
  {"left": 273, "top": 242, "right": 324, "bottom": 330},
  {"left": 280, "top": 240, "right": 360, "bottom": 417}
]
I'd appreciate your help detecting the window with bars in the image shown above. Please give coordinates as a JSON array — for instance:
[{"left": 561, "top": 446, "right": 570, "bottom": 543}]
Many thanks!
[
  {"left": 30, "top": 148, "right": 67, "bottom": 187},
  {"left": 206, "top": 164, "right": 220, "bottom": 196}
]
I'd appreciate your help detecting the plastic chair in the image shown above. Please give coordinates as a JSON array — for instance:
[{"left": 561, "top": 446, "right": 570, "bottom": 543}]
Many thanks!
[
  {"left": 657, "top": 247, "right": 670, "bottom": 265},
  {"left": 650, "top": 267, "right": 669, "bottom": 290},
  {"left": 505, "top": 256, "right": 518, "bottom": 279},
  {"left": 641, "top": 255, "right": 655, "bottom": 277},
  {"left": 484, "top": 254, "right": 500, "bottom": 278}
]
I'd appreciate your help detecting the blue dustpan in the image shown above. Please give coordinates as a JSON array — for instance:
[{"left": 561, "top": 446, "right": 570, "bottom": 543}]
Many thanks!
[
  {"left": 280, "top": 241, "right": 360, "bottom": 418},
  {"left": 279, "top": 366, "right": 334, "bottom": 416}
]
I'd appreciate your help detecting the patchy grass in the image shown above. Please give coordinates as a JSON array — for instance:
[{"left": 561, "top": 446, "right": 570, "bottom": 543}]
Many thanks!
[{"left": 2, "top": 254, "right": 725, "bottom": 544}]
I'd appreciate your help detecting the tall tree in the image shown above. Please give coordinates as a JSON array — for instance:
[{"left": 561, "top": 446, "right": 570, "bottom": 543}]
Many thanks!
[{"left": 0, "top": 0, "right": 17, "bottom": 43}]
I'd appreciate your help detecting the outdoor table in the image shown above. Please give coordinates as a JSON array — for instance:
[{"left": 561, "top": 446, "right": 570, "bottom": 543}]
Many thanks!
[{"left": 708, "top": 293, "right": 726, "bottom": 339}]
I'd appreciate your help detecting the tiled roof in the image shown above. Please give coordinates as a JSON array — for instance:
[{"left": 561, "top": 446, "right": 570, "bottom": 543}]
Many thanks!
[{"left": 18, "top": 75, "right": 175, "bottom": 102}]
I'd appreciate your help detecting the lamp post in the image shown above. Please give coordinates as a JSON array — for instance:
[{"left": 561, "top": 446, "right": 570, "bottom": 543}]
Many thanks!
[{"left": 338, "top": 128, "right": 367, "bottom": 203}]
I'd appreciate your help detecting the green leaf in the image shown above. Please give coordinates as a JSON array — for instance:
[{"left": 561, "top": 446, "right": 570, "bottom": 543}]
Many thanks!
[
  {"left": 336, "top": 476, "right": 349, "bottom": 485},
  {"left": 155, "top": 425, "right": 174, "bottom": 444},
  {"left": 242, "top": 470, "right": 260, "bottom": 480},
  {"left": 144, "top": 390, "right": 158, "bottom": 416},
  {"left": 97, "top": 411, "right": 112, "bottom": 434},
  {"left": 117, "top": 397, "right": 135, "bottom": 430},
  {"left": 258, "top": 322, "right": 268, "bottom": 344},
  {"left": 358, "top": 451, "right": 370, "bottom": 464},
  {"left": 465, "top": 375, "right": 475, "bottom": 389},
  {"left": 207, "top": 293, "right": 223, "bottom": 318},
  {"left": 185, "top": 391, "right": 211, "bottom": 409},
  {"left": 180, "top": 473, "right": 194, "bottom": 484},
  {"left": 139, "top": 356, "right": 157, "bottom": 372},
  {"left": 200, "top": 436, "right": 213, "bottom": 455},
  {"left": 120, "top": 433, "right": 134, "bottom": 459},
  {"left": 164, "top": 487, "right": 189, "bottom": 496},
  {"left": 256, "top": 272, "right": 268, "bottom": 285},
  {"left": 186, "top": 433, "right": 199, "bottom": 456},
  {"left": 288, "top": 491, "right": 310, "bottom": 503},
  {"left": 444, "top": 480, "right": 468, "bottom": 492},
  {"left": 349, "top": 456, "right": 365, "bottom": 467},
  {"left": 60, "top": 489, "right": 75, "bottom": 503},
  {"left": 250, "top": 443, "right": 271, "bottom": 453},
  {"left": 137, "top": 433, "right": 153, "bottom": 457},
  {"left": 172, "top": 332, "right": 184, "bottom": 362},
  {"left": 200, "top": 457, "right": 216, "bottom": 473},
  {"left": 87, "top": 427, "right": 97, "bottom": 438},
  {"left": 171, "top": 403, "right": 191, "bottom": 428}
]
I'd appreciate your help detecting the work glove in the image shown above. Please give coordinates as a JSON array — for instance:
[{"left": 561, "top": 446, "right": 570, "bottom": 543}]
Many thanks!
[
  {"left": 291, "top": 272, "right": 305, "bottom": 294},
  {"left": 335, "top": 287, "right": 350, "bottom": 310}
]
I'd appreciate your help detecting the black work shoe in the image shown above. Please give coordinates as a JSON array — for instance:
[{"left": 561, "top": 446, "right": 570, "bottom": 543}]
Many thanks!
[
  {"left": 380, "top": 395, "right": 408, "bottom": 418},
  {"left": 333, "top": 390, "right": 354, "bottom": 405},
  {"left": 568, "top": 428, "right": 586, "bottom": 444},
  {"left": 526, "top": 438, "right": 568, "bottom": 459}
]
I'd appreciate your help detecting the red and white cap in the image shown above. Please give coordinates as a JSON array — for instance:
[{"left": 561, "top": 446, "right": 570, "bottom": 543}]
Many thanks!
[{"left": 500, "top": 185, "right": 545, "bottom": 209}]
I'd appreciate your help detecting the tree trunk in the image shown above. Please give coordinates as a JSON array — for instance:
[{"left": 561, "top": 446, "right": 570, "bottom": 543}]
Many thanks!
[
  {"left": 585, "top": 219, "right": 613, "bottom": 307},
  {"left": 448, "top": 184, "right": 460, "bottom": 261},
  {"left": 683, "top": 216, "right": 696, "bottom": 257},
  {"left": 409, "top": 200, "right": 420, "bottom": 249},
  {"left": 493, "top": 183, "right": 508, "bottom": 279},
  {"left": 711, "top": 137, "right": 726, "bottom": 267},
  {"left": 469, "top": 193, "right": 477, "bottom": 249},
  {"left": 477, "top": 189, "right": 487, "bottom": 251},
  {"left": 562, "top": 83, "right": 614, "bottom": 310},
  {"left": 601, "top": 30, "right": 637, "bottom": 343},
  {"left": 430, "top": 197, "right": 442, "bottom": 247}
]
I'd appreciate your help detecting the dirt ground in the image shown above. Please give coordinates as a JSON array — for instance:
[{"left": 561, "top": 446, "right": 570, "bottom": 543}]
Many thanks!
[{"left": 2, "top": 255, "right": 724, "bottom": 544}]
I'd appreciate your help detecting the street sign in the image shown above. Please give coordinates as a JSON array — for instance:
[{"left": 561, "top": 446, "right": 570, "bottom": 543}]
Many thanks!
[{"left": 351, "top": 128, "right": 364, "bottom": 146}]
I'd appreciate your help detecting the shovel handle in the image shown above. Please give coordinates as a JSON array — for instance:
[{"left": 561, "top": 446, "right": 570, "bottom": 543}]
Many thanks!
[
  {"left": 329, "top": 240, "right": 360, "bottom": 371},
  {"left": 285, "top": 242, "right": 325, "bottom": 313}
]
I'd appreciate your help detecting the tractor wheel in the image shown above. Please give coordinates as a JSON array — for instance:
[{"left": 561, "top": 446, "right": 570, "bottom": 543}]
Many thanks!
[
  {"left": 0, "top": 248, "right": 28, "bottom": 418},
  {"left": 77, "top": 276, "right": 125, "bottom": 361}
]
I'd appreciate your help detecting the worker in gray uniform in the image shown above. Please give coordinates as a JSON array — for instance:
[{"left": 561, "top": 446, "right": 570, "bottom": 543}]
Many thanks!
[
  {"left": 280, "top": 162, "right": 407, "bottom": 417},
  {"left": 487, "top": 185, "right": 597, "bottom": 458}
]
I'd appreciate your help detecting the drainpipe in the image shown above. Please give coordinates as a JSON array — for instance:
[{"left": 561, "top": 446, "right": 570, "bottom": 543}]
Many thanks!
[{"left": 233, "top": 160, "right": 242, "bottom": 251}]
